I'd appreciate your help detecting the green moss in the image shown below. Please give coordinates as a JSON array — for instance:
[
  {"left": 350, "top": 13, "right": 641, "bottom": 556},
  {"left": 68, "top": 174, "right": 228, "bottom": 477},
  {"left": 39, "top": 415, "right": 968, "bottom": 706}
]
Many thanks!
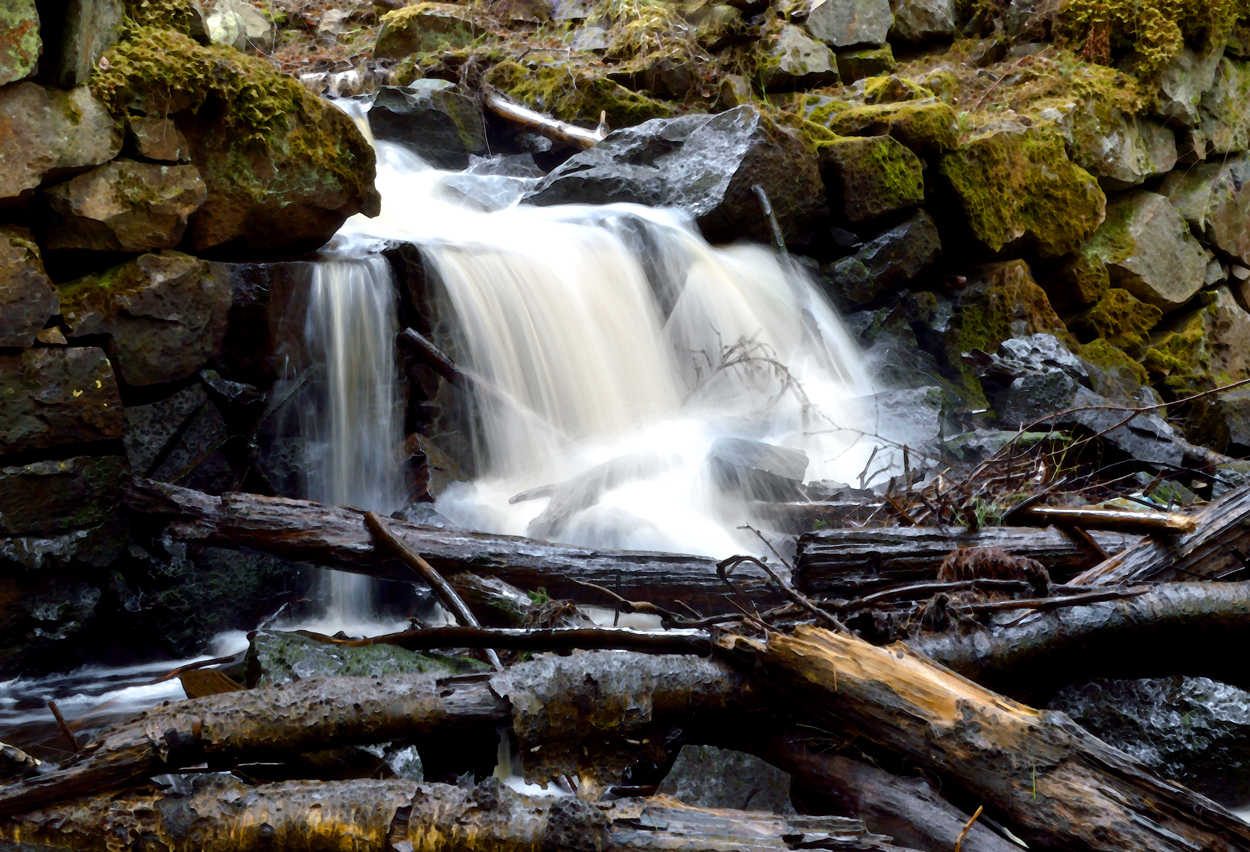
[
  {"left": 1070, "top": 288, "right": 1163, "bottom": 349},
  {"left": 837, "top": 45, "right": 895, "bottom": 83},
  {"left": 862, "top": 75, "right": 935, "bottom": 104},
  {"left": 820, "top": 134, "right": 924, "bottom": 221},
  {"left": 1144, "top": 309, "right": 1209, "bottom": 392},
  {"left": 375, "top": 3, "right": 481, "bottom": 61},
  {"left": 1080, "top": 337, "right": 1150, "bottom": 385},
  {"left": 57, "top": 254, "right": 162, "bottom": 320},
  {"left": 482, "top": 59, "right": 676, "bottom": 127},
  {"left": 820, "top": 99, "right": 957, "bottom": 152},
  {"left": 1050, "top": 252, "right": 1111, "bottom": 312},
  {"left": 121, "top": 0, "right": 202, "bottom": 34},
  {"left": 938, "top": 127, "right": 1107, "bottom": 257}
]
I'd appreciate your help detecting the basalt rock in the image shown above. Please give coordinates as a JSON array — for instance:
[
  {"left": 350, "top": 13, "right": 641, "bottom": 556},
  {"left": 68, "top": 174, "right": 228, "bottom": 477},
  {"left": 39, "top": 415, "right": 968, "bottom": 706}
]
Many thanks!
[
  {"left": 0, "top": 455, "right": 126, "bottom": 536},
  {"left": 819, "top": 98, "right": 957, "bottom": 153},
  {"left": 805, "top": 0, "right": 893, "bottom": 48},
  {"left": 40, "top": 159, "right": 207, "bottom": 252},
  {"left": 835, "top": 45, "right": 896, "bottom": 82},
  {"left": 0, "top": 347, "right": 124, "bottom": 457},
  {"left": 526, "top": 106, "right": 825, "bottom": 244},
  {"left": 1145, "top": 286, "right": 1250, "bottom": 396},
  {"left": 1199, "top": 55, "right": 1250, "bottom": 155},
  {"left": 1162, "top": 155, "right": 1250, "bottom": 267},
  {"left": 757, "top": 24, "right": 840, "bottom": 91},
  {"left": 819, "top": 134, "right": 924, "bottom": 222},
  {"left": 1189, "top": 388, "right": 1250, "bottom": 457},
  {"left": 369, "top": 80, "right": 487, "bottom": 170},
  {"left": 0, "top": 83, "right": 122, "bottom": 201},
  {"left": 707, "top": 437, "right": 808, "bottom": 502},
  {"left": 374, "top": 2, "right": 479, "bottom": 61},
  {"left": 823, "top": 209, "right": 940, "bottom": 306},
  {"left": 0, "top": 227, "right": 58, "bottom": 347},
  {"left": 889, "top": 0, "right": 954, "bottom": 43},
  {"left": 246, "top": 630, "right": 482, "bottom": 689},
  {"left": 0, "top": 0, "right": 40, "bottom": 85},
  {"left": 1068, "top": 288, "right": 1162, "bottom": 350},
  {"left": 1068, "top": 112, "right": 1177, "bottom": 191},
  {"left": 126, "top": 116, "right": 191, "bottom": 163},
  {"left": 123, "top": 383, "right": 231, "bottom": 492},
  {"left": 658, "top": 745, "right": 795, "bottom": 814},
  {"left": 1155, "top": 45, "right": 1223, "bottom": 127},
  {"left": 59, "top": 252, "right": 232, "bottom": 387},
  {"left": 205, "top": 0, "right": 275, "bottom": 53}
]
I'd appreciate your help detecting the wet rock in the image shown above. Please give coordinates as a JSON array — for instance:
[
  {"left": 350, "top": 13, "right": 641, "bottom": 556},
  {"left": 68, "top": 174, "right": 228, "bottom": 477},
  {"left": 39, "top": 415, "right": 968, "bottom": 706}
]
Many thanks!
[
  {"left": 124, "top": 383, "right": 232, "bottom": 491},
  {"left": 0, "top": 227, "right": 58, "bottom": 348},
  {"left": 820, "top": 135, "right": 924, "bottom": 222},
  {"left": 59, "top": 253, "right": 232, "bottom": 387},
  {"left": 210, "top": 260, "right": 313, "bottom": 386},
  {"left": 846, "top": 303, "right": 943, "bottom": 389},
  {"left": 0, "top": 576, "right": 104, "bottom": 676},
  {"left": 393, "top": 502, "right": 460, "bottom": 529},
  {"left": 40, "top": 159, "right": 207, "bottom": 252},
  {"left": 374, "top": 2, "right": 479, "bottom": 61},
  {"left": 0, "top": 83, "right": 123, "bottom": 200},
  {"left": 1050, "top": 676, "right": 1250, "bottom": 806},
  {"left": 1068, "top": 288, "right": 1162, "bottom": 350},
  {"left": 707, "top": 437, "right": 808, "bottom": 501},
  {"left": 245, "top": 630, "right": 484, "bottom": 689},
  {"left": 658, "top": 745, "right": 795, "bottom": 813},
  {"left": 0, "top": 347, "right": 124, "bottom": 456},
  {"left": 1162, "top": 155, "right": 1250, "bottom": 267},
  {"left": 1080, "top": 191, "right": 1208, "bottom": 311},
  {"left": 369, "top": 80, "right": 488, "bottom": 169},
  {"left": 1060, "top": 385, "right": 1186, "bottom": 469},
  {"left": 127, "top": 116, "right": 191, "bottom": 163},
  {"left": 939, "top": 127, "right": 1105, "bottom": 257},
  {"left": 855, "top": 385, "right": 959, "bottom": 453},
  {"left": 1155, "top": 44, "right": 1223, "bottom": 127},
  {"left": 610, "top": 53, "right": 698, "bottom": 100},
  {"left": 889, "top": 0, "right": 954, "bottom": 43},
  {"left": 972, "top": 333, "right": 1086, "bottom": 428},
  {"left": 0, "top": 523, "right": 123, "bottom": 572},
  {"left": 854, "top": 210, "right": 940, "bottom": 303},
  {"left": 757, "top": 24, "right": 840, "bottom": 91},
  {"left": 1145, "top": 287, "right": 1250, "bottom": 396},
  {"left": 527, "top": 106, "right": 824, "bottom": 244},
  {"left": 0, "top": 0, "right": 40, "bottom": 85},
  {"left": 805, "top": 0, "right": 893, "bottom": 48},
  {"left": 1189, "top": 388, "right": 1250, "bottom": 457},
  {"left": 206, "top": 0, "right": 275, "bottom": 53},
  {"left": 835, "top": 45, "right": 896, "bottom": 82},
  {"left": 821, "top": 99, "right": 957, "bottom": 153},
  {"left": 0, "top": 456, "right": 126, "bottom": 536}
]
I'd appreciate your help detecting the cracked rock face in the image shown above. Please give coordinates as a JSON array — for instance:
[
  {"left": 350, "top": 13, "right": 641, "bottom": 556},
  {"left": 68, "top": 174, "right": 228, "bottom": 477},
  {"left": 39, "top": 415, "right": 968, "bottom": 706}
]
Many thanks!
[{"left": 0, "top": 227, "right": 58, "bottom": 348}]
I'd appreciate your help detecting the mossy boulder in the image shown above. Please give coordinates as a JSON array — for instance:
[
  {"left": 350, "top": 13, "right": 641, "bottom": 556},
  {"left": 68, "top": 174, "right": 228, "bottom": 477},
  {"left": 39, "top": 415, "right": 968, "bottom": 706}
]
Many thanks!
[
  {"left": 1189, "top": 387, "right": 1250, "bottom": 456},
  {"left": 819, "top": 99, "right": 956, "bottom": 153},
  {"left": 1199, "top": 56, "right": 1250, "bottom": 155},
  {"left": 1048, "top": 252, "right": 1110, "bottom": 313},
  {"left": 938, "top": 127, "right": 1105, "bottom": 257},
  {"left": 374, "top": 3, "right": 480, "bottom": 62},
  {"left": 889, "top": 0, "right": 954, "bottom": 43},
  {"left": 59, "top": 252, "right": 231, "bottom": 387},
  {"left": 825, "top": 209, "right": 941, "bottom": 305},
  {"left": 483, "top": 59, "right": 675, "bottom": 129},
  {"left": 91, "top": 26, "right": 380, "bottom": 255},
  {"left": 861, "top": 74, "right": 934, "bottom": 104},
  {"left": 819, "top": 134, "right": 924, "bottom": 222},
  {"left": 1067, "top": 111, "right": 1176, "bottom": 191},
  {"left": 0, "top": 0, "right": 40, "bottom": 85},
  {"left": 0, "top": 227, "right": 58, "bottom": 348},
  {"left": 756, "top": 23, "right": 840, "bottom": 91},
  {"left": 835, "top": 45, "right": 895, "bottom": 82},
  {"left": 1144, "top": 287, "right": 1250, "bottom": 396},
  {"left": 246, "top": 629, "right": 485, "bottom": 689},
  {"left": 1069, "top": 288, "right": 1163, "bottom": 350},
  {"left": 0, "top": 347, "right": 124, "bottom": 456},
  {"left": 369, "top": 80, "right": 488, "bottom": 170},
  {"left": 1079, "top": 337, "right": 1150, "bottom": 403},
  {"left": 1156, "top": 45, "right": 1223, "bottom": 127},
  {"left": 1162, "top": 155, "right": 1250, "bottom": 267}
]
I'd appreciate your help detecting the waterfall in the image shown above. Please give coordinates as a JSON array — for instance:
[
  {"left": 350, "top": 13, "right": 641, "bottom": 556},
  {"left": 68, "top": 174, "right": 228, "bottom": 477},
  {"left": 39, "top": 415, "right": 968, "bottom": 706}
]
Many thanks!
[{"left": 300, "top": 256, "right": 405, "bottom": 625}]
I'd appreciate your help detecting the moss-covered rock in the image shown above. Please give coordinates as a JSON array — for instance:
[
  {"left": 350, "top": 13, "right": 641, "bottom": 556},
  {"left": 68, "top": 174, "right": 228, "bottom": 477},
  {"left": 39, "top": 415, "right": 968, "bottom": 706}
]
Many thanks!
[
  {"left": 91, "top": 26, "right": 379, "bottom": 255},
  {"left": 819, "top": 134, "right": 924, "bottom": 222},
  {"left": 1199, "top": 55, "right": 1250, "bottom": 155},
  {"left": 819, "top": 98, "right": 956, "bottom": 152},
  {"left": 0, "top": 456, "right": 126, "bottom": 536},
  {"left": 836, "top": 45, "right": 895, "bottom": 82},
  {"left": 1048, "top": 252, "right": 1111, "bottom": 313},
  {"left": 755, "top": 23, "right": 839, "bottom": 92},
  {"left": 0, "top": 0, "right": 40, "bottom": 85},
  {"left": 483, "top": 59, "right": 676, "bottom": 128},
  {"left": 1144, "top": 287, "right": 1250, "bottom": 395},
  {"left": 0, "top": 348, "right": 124, "bottom": 456},
  {"left": 374, "top": 2, "right": 480, "bottom": 62},
  {"left": 1069, "top": 288, "right": 1162, "bottom": 350},
  {"left": 861, "top": 74, "right": 934, "bottom": 103},
  {"left": 1078, "top": 337, "right": 1150, "bottom": 402}
]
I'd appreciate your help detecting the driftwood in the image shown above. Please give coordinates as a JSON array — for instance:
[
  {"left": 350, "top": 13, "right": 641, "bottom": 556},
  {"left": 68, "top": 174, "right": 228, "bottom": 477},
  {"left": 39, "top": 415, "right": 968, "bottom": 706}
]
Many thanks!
[
  {"left": 484, "top": 89, "right": 606, "bottom": 149},
  {"left": 399, "top": 327, "right": 465, "bottom": 387},
  {"left": 1074, "top": 483, "right": 1250, "bottom": 585},
  {"left": 0, "top": 776, "right": 912, "bottom": 852},
  {"left": 721, "top": 625, "right": 1250, "bottom": 852},
  {"left": 910, "top": 580, "right": 1250, "bottom": 699},
  {"left": 124, "top": 478, "right": 772, "bottom": 614},
  {"left": 794, "top": 525, "right": 1137, "bottom": 597}
]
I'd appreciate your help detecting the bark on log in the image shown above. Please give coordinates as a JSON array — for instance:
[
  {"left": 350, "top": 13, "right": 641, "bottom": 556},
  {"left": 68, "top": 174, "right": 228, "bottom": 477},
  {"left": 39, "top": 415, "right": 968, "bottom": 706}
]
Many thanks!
[
  {"left": 0, "top": 776, "right": 915, "bottom": 852},
  {"left": 794, "top": 526, "right": 1138, "bottom": 597},
  {"left": 1073, "top": 484, "right": 1250, "bottom": 585},
  {"left": 719, "top": 625, "right": 1250, "bottom": 852},
  {"left": 909, "top": 580, "right": 1250, "bottom": 700},
  {"left": 294, "top": 625, "right": 713, "bottom": 655},
  {"left": 1015, "top": 505, "right": 1195, "bottom": 534},
  {"left": 0, "top": 653, "right": 755, "bottom": 818},
  {"left": 124, "top": 478, "right": 772, "bottom": 614}
]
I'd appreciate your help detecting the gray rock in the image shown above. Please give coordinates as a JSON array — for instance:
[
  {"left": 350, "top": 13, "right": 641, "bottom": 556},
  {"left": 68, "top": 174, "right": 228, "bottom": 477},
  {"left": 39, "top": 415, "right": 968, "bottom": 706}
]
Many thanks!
[
  {"left": 1162, "top": 155, "right": 1250, "bottom": 266},
  {"left": 0, "top": 83, "right": 123, "bottom": 200},
  {"left": 0, "top": 523, "right": 124, "bottom": 572},
  {"left": 52, "top": 0, "right": 125, "bottom": 86},
  {"left": 1050, "top": 676, "right": 1250, "bottom": 806},
  {"left": 846, "top": 303, "right": 943, "bottom": 389},
  {"left": 1082, "top": 191, "right": 1209, "bottom": 310},
  {"left": 1156, "top": 44, "right": 1223, "bottom": 127},
  {"left": 369, "top": 80, "right": 488, "bottom": 170},
  {"left": 124, "top": 383, "right": 231, "bottom": 491},
  {"left": 0, "top": 0, "right": 40, "bottom": 85},
  {"left": 1059, "top": 386, "right": 1186, "bottom": 470},
  {"left": 1153, "top": 286, "right": 1250, "bottom": 394},
  {"left": 658, "top": 745, "right": 795, "bottom": 813},
  {"left": 42, "top": 159, "right": 208, "bottom": 252},
  {"left": 46, "top": 85, "right": 124, "bottom": 169},
  {"left": 1071, "top": 114, "right": 1177, "bottom": 191},
  {"left": 0, "top": 227, "right": 58, "bottom": 347},
  {"left": 831, "top": 210, "right": 941, "bottom": 306},
  {"left": 0, "top": 456, "right": 126, "bottom": 536},
  {"left": 707, "top": 437, "right": 808, "bottom": 501},
  {"left": 60, "top": 253, "right": 232, "bottom": 387},
  {"left": 972, "top": 333, "right": 1088, "bottom": 429},
  {"left": 855, "top": 386, "right": 959, "bottom": 455},
  {"left": 1200, "top": 55, "right": 1250, "bottom": 154},
  {"left": 206, "top": 0, "right": 275, "bottom": 53},
  {"left": 889, "top": 0, "right": 954, "bottom": 43},
  {"left": 526, "top": 106, "right": 825, "bottom": 244},
  {"left": 246, "top": 629, "right": 483, "bottom": 689},
  {"left": 805, "top": 0, "right": 893, "bottom": 48},
  {"left": 0, "top": 348, "right": 124, "bottom": 456},
  {"left": 758, "top": 24, "right": 840, "bottom": 91},
  {"left": 392, "top": 503, "right": 460, "bottom": 529},
  {"left": 1189, "top": 387, "right": 1250, "bottom": 456},
  {"left": 127, "top": 117, "right": 192, "bottom": 163}
]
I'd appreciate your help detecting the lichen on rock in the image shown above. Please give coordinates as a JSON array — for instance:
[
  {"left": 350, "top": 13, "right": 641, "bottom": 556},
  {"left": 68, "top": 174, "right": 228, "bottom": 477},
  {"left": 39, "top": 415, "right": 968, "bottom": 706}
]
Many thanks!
[{"left": 1069, "top": 288, "right": 1163, "bottom": 350}]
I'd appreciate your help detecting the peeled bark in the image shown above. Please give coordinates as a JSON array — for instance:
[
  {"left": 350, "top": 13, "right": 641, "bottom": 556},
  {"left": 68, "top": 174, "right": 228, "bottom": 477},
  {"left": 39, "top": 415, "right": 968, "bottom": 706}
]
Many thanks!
[
  {"left": 720, "top": 625, "right": 1250, "bottom": 852},
  {"left": 0, "top": 776, "right": 913, "bottom": 852}
]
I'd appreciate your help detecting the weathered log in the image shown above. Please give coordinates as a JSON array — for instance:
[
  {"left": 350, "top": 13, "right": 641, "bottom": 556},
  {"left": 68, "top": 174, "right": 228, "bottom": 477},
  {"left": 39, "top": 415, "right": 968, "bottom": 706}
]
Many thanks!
[
  {"left": 794, "top": 525, "right": 1137, "bottom": 598},
  {"left": 0, "top": 653, "right": 755, "bottom": 818},
  {"left": 1015, "top": 505, "right": 1196, "bottom": 534},
  {"left": 1073, "top": 483, "right": 1250, "bottom": 585},
  {"left": 399, "top": 327, "right": 465, "bottom": 386},
  {"left": 485, "top": 90, "right": 606, "bottom": 149},
  {"left": 294, "top": 625, "right": 713, "bottom": 655},
  {"left": 124, "top": 478, "right": 772, "bottom": 614},
  {"left": 909, "top": 580, "right": 1250, "bottom": 699},
  {"left": 720, "top": 625, "right": 1250, "bottom": 852},
  {"left": 0, "top": 776, "right": 914, "bottom": 852}
]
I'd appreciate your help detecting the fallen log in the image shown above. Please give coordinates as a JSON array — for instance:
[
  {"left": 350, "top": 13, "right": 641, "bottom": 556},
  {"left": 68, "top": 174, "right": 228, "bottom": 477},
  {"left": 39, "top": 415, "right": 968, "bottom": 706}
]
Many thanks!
[
  {"left": 1014, "top": 505, "right": 1196, "bottom": 534},
  {"left": 794, "top": 525, "right": 1137, "bottom": 598},
  {"left": 909, "top": 580, "right": 1250, "bottom": 699},
  {"left": 720, "top": 625, "right": 1250, "bottom": 852},
  {"left": 1073, "top": 483, "right": 1250, "bottom": 585},
  {"left": 0, "top": 652, "right": 755, "bottom": 818},
  {"left": 484, "top": 89, "right": 606, "bottom": 149},
  {"left": 0, "top": 776, "right": 913, "bottom": 852},
  {"left": 124, "top": 478, "right": 774, "bottom": 614},
  {"left": 293, "top": 625, "right": 713, "bottom": 655}
]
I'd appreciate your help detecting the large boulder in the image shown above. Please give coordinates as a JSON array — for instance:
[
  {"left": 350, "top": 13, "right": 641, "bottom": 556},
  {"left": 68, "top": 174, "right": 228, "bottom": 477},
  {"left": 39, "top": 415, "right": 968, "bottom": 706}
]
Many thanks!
[
  {"left": 1162, "top": 155, "right": 1250, "bottom": 267},
  {"left": 0, "top": 347, "right": 124, "bottom": 456},
  {"left": 889, "top": 0, "right": 954, "bottom": 43},
  {"left": 1199, "top": 56, "right": 1250, "bottom": 155},
  {"left": 526, "top": 106, "right": 825, "bottom": 244},
  {"left": 0, "top": 83, "right": 122, "bottom": 200},
  {"left": 0, "top": 227, "right": 58, "bottom": 347},
  {"left": 658, "top": 745, "right": 794, "bottom": 813},
  {"left": 1155, "top": 45, "right": 1223, "bottom": 127},
  {"left": 90, "top": 26, "right": 380, "bottom": 255},
  {"left": 1080, "top": 191, "right": 1209, "bottom": 310},
  {"left": 823, "top": 209, "right": 940, "bottom": 306},
  {"left": 59, "top": 252, "right": 232, "bottom": 387},
  {"left": 805, "top": 0, "right": 893, "bottom": 47},
  {"left": 374, "top": 2, "right": 479, "bottom": 61},
  {"left": 819, "top": 134, "right": 924, "bottom": 222},
  {"left": 1068, "top": 288, "right": 1162, "bottom": 350},
  {"left": 0, "top": 0, "right": 40, "bottom": 85},
  {"left": 1067, "top": 112, "right": 1177, "bottom": 191},
  {"left": 1145, "top": 286, "right": 1250, "bottom": 395},
  {"left": 939, "top": 127, "right": 1105, "bottom": 257},
  {"left": 40, "top": 159, "right": 207, "bottom": 252},
  {"left": 756, "top": 24, "right": 840, "bottom": 91},
  {"left": 369, "top": 80, "right": 488, "bottom": 169},
  {"left": 818, "top": 98, "right": 956, "bottom": 153}
]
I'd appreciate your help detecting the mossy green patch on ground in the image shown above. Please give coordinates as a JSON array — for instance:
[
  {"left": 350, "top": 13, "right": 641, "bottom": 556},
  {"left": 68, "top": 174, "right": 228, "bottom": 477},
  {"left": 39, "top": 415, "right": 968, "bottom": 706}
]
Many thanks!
[
  {"left": 246, "top": 630, "right": 486, "bottom": 688},
  {"left": 1070, "top": 288, "right": 1163, "bottom": 349},
  {"left": 483, "top": 59, "right": 676, "bottom": 127}
]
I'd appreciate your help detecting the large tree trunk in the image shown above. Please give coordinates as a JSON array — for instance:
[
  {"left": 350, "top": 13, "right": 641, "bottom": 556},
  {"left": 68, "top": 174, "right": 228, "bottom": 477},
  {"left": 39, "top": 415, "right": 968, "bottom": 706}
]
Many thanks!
[
  {"left": 125, "top": 478, "right": 770, "bottom": 614},
  {"left": 794, "top": 526, "right": 1137, "bottom": 597},
  {"left": 0, "top": 776, "right": 915, "bottom": 852},
  {"left": 720, "top": 625, "right": 1250, "bottom": 852}
]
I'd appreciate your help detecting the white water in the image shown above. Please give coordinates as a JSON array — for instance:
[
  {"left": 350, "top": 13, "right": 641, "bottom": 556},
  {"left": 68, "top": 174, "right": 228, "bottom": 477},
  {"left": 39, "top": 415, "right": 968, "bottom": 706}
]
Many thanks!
[{"left": 324, "top": 129, "right": 879, "bottom": 559}]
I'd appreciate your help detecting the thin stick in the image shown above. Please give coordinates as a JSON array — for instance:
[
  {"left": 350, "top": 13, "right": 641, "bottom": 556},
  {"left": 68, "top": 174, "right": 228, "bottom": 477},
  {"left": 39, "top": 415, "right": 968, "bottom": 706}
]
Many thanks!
[
  {"left": 46, "top": 701, "right": 79, "bottom": 755},
  {"left": 955, "top": 804, "right": 984, "bottom": 852},
  {"left": 364, "top": 511, "right": 503, "bottom": 671}
]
